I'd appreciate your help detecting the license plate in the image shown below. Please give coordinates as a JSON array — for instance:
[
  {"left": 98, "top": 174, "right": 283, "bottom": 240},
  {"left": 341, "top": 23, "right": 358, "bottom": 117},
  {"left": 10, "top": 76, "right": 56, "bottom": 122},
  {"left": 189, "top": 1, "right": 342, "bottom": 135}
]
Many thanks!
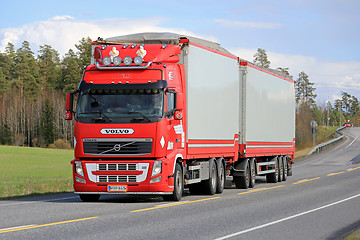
[{"left": 107, "top": 185, "right": 127, "bottom": 192}]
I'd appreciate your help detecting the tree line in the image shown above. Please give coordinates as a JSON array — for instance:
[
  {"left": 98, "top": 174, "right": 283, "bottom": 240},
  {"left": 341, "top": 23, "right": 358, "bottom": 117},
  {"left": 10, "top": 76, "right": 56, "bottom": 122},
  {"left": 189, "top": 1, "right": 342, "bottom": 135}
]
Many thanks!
[
  {"left": 0, "top": 37, "right": 92, "bottom": 147},
  {"left": 254, "top": 48, "right": 360, "bottom": 149}
]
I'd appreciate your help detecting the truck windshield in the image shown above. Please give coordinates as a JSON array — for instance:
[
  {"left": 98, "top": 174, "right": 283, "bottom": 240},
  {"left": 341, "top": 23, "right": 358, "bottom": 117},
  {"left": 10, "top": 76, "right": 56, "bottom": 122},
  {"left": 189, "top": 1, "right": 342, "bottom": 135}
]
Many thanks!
[{"left": 76, "top": 89, "right": 164, "bottom": 123}]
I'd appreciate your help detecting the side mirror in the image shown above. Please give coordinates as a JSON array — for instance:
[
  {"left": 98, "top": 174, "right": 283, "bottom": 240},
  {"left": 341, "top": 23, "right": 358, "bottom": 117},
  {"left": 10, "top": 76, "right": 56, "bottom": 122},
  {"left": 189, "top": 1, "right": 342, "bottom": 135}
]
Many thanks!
[
  {"left": 176, "top": 93, "right": 184, "bottom": 112},
  {"left": 66, "top": 93, "right": 73, "bottom": 111},
  {"left": 65, "top": 93, "right": 74, "bottom": 120}
]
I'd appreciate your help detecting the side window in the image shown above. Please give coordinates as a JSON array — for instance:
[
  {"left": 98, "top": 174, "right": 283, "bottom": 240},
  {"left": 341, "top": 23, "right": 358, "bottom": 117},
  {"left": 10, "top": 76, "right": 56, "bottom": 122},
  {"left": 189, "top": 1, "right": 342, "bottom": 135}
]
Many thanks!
[{"left": 166, "top": 92, "right": 176, "bottom": 117}]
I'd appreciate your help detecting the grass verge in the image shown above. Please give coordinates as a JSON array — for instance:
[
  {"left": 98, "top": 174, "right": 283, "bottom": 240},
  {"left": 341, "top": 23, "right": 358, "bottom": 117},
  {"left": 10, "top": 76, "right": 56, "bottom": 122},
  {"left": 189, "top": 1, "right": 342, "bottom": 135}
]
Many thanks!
[
  {"left": 295, "top": 126, "right": 339, "bottom": 161},
  {"left": 0, "top": 145, "right": 74, "bottom": 198}
]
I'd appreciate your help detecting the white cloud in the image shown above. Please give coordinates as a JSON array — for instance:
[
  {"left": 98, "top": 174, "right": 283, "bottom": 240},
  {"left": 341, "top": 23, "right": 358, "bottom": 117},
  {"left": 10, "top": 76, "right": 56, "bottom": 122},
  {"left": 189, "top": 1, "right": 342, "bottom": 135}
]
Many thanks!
[
  {"left": 0, "top": 16, "right": 215, "bottom": 57},
  {"left": 214, "top": 18, "right": 283, "bottom": 29}
]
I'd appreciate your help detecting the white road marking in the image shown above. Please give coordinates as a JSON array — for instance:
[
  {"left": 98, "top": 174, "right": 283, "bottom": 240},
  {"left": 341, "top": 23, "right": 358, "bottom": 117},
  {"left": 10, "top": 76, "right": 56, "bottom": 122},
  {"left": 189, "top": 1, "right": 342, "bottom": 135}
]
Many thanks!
[
  {"left": 0, "top": 225, "right": 37, "bottom": 232},
  {"left": 0, "top": 196, "right": 78, "bottom": 207},
  {"left": 214, "top": 193, "right": 360, "bottom": 240},
  {"left": 345, "top": 136, "right": 358, "bottom": 149}
]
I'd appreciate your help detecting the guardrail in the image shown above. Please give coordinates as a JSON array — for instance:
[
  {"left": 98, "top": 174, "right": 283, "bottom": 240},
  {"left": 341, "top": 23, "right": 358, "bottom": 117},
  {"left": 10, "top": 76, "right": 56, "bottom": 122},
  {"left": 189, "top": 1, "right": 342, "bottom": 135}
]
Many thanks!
[{"left": 307, "top": 126, "right": 347, "bottom": 156}]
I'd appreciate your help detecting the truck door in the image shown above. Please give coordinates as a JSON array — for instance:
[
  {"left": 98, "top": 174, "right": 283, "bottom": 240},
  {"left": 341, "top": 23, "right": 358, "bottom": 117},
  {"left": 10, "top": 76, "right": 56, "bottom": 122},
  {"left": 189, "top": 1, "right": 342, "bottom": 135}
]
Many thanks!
[{"left": 166, "top": 90, "right": 184, "bottom": 151}]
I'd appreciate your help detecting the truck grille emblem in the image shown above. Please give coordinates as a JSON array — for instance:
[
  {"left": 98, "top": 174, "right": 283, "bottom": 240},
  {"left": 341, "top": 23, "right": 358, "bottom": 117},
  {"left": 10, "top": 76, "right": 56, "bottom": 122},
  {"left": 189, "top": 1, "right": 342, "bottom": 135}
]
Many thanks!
[{"left": 114, "top": 144, "right": 121, "bottom": 151}]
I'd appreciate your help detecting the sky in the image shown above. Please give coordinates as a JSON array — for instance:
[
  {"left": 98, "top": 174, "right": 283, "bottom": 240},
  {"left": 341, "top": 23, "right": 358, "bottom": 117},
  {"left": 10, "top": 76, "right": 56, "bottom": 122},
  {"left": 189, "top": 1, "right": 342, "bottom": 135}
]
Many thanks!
[{"left": 1, "top": 0, "right": 360, "bottom": 106}]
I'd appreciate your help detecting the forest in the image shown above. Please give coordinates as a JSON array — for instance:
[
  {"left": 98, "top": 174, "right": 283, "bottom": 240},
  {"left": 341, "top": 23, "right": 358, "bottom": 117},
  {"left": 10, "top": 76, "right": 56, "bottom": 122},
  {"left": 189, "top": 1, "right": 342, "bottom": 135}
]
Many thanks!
[{"left": 0, "top": 41, "right": 359, "bottom": 150}]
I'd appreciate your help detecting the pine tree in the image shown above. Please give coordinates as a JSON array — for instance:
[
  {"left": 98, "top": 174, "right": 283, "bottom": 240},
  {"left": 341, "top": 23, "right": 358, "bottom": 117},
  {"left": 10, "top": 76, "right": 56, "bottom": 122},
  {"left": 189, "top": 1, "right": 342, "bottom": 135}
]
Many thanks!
[
  {"left": 5, "top": 43, "right": 16, "bottom": 83},
  {"left": 295, "top": 71, "right": 317, "bottom": 106},
  {"left": 253, "top": 48, "right": 270, "bottom": 68},
  {"left": 75, "top": 37, "right": 92, "bottom": 69},
  {"left": 276, "top": 67, "right": 293, "bottom": 79},
  {"left": 60, "top": 49, "right": 81, "bottom": 92},
  {"left": 15, "top": 41, "right": 39, "bottom": 98},
  {"left": 40, "top": 99, "right": 55, "bottom": 146},
  {"left": 37, "top": 44, "right": 61, "bottom": 91}
]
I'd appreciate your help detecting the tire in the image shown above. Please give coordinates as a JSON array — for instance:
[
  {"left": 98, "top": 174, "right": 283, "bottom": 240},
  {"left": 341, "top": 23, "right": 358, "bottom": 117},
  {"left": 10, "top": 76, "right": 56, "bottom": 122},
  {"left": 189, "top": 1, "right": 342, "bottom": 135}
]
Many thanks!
[
  {"left": 203, "top": 159, "right": 217, "bottom": 195},
  {"left": 216, "top": 159, "right": 225, "bottom": 194},
  {"left": 282, "top": 156, "right": 288, "bottom": 181},
  {"left": 287, "top": 157, "right": 293, "bottom": 176},
  {"left": 266, "top": 157, "right": 278, "bottom": 183},
  {"left": 278, "top": 156, "right": 283, "bottom": 182},
  {"left": 234, "top": 159, "right": 250, "bottom": 189},
  {"left": 249, "top": 158, "right": 256, "bottom": 188},
  {"left": 79, "top": 194, "right": 100, "bottom": 202},
  {"left": 163, "top": 163, "right": 183, "bottom": 201}
]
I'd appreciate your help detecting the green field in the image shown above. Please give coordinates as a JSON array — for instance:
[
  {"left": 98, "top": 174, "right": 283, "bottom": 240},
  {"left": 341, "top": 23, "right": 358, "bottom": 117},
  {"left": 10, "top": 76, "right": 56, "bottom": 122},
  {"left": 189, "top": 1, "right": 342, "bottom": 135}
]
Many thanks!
[{"left": 0, "top": 145, "right": 74, "bottom": 198}]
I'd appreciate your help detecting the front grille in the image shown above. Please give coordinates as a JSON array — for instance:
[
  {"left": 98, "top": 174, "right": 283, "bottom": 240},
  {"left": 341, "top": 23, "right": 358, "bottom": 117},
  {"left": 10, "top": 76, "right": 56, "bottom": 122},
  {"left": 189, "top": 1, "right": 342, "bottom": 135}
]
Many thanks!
[
  {"left": 98, "top": 175, "right": 137, "bottom": 183},
  {"left": 83, "top": 138, "right": 152, "bottom": 155},
  {"left": 98, "top": 163, "right": 137, "bottom": 171}
]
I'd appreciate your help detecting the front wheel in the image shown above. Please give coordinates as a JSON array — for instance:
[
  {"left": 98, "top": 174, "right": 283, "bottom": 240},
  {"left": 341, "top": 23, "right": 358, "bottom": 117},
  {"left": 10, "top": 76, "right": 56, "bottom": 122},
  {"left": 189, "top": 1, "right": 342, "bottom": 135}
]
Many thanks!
[{"left": 163, "top": 163, "right": 183, "bottom": 201}]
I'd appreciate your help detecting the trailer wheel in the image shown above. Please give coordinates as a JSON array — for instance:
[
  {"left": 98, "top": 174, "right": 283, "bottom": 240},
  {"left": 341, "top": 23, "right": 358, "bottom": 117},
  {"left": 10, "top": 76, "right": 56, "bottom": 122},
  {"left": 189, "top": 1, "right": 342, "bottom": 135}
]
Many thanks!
[
  {"left": 163, "top": 163, "right": 183, "bottom": 201},
  {"left": 278, "top": 156, "right": 283, "bottom": 182},
  {"left": 287, "top": 157, "right": 293, "bottom": 176},
  {"left": 234, "top": 159, "right": 250, "bottom": 189},
  {"left": 203, "top": 158, "right": 217, "bottom": 195},
  {"left": 282, "top": 156, "right": 288, "bottom": 181},
  {"left": 266, "top": 157, "right": 278, "bottom": 183},
  {"left": 249, "top": 158, "right": 256, "bottom": 188},
  {"left": 216, "top": 159, "right": 225, "bottom": 194},
  {"left": 79, "top": 194, "right": 100, "bottom": 202}
]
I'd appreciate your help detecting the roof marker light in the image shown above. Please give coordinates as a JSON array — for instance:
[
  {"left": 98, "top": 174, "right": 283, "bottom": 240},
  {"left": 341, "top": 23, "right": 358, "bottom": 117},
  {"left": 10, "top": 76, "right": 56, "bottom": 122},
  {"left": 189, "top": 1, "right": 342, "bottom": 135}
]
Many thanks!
[
  {"left": 134, "top": 56, "right": 143, "bottom": 66},
  {"left": 131, "top": 44, "right": 137, "bottom": 48},
  {"left": 162, "top": 44, "right": 167, "bottom": 49},
  {"left": 123, "top": 44, "right": 129, "bottom": 49},
  {"left": 102, "top": 45, "right": 107, "bottom": 50},
  {"left": 123, "top": 56, "right": 132, "bottom": 66}
]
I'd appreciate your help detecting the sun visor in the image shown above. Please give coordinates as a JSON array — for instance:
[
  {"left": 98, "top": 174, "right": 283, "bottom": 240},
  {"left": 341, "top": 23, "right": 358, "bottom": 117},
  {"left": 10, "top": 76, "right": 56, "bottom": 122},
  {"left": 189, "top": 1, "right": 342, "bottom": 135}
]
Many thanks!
[{"left": 78, "top": 80, "right": 168, "bottom": 91}]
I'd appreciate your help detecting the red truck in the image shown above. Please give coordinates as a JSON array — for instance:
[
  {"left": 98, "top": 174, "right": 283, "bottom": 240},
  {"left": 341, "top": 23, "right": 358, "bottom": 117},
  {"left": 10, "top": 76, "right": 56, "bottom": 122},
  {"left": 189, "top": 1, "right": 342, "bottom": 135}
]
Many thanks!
[{"left": 65, "top": 33, "right": 295, "bottom": 201}]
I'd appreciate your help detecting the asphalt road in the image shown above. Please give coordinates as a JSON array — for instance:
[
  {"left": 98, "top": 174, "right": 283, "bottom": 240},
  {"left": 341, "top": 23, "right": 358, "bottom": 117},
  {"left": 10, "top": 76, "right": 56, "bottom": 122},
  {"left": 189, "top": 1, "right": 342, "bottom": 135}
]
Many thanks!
[{"left": 1, "top": 127, "right": 359, "bottom": 240}]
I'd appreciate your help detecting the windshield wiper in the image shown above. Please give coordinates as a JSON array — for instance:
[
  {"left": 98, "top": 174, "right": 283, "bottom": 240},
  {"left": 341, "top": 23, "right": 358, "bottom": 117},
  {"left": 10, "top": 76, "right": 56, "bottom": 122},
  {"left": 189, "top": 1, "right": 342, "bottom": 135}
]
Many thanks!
[
  {"left": 127, "top": 111, "right": 151, "bottom": 122},
  {"left": 80, "top": 111, "right": 113, "bottom": 123}
]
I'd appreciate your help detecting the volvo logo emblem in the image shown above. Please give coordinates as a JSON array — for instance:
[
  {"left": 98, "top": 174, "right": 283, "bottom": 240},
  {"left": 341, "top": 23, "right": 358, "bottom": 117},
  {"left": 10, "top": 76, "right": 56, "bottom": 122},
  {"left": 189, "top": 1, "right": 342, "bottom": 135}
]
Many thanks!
[{"left": 113, "top": 144, "right": 121, "bottom": 151}]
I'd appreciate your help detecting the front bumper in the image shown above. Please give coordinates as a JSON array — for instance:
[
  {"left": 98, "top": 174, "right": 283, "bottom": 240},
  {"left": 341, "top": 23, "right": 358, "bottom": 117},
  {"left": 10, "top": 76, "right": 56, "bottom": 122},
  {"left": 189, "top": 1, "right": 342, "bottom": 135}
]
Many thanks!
[{"left": 72, "top": 159, "right": 175, "bottom": 194}]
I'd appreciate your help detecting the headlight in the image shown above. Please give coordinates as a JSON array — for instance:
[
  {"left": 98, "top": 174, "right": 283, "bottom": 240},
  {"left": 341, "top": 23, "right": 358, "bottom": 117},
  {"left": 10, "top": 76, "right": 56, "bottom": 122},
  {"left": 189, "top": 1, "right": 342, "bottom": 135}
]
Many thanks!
[
  {"left": 75, "top": 161, "right": 84, "bottom": 177},
  {"left": 151, "top": 161, "right": 162, "bottom": 177}
]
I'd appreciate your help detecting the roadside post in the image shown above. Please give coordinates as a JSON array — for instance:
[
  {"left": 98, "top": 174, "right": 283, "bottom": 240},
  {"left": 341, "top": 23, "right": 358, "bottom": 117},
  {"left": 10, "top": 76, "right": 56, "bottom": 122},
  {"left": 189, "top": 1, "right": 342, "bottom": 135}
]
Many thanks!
[{"left": 310, "top": 120, "right": 318, "bottom": 147}]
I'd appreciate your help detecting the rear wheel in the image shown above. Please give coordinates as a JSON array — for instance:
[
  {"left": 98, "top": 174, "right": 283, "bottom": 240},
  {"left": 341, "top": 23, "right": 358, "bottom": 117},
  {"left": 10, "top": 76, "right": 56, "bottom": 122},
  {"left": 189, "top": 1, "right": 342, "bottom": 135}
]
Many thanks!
[
  {"left": 266, "top": 157, "right": 278, "bottom": 183},
  {"left": 216, "top": 159, "right": 225, "bottom": 194},
  {"left": 282, "top": 156, "right": 288, "bottom": 181},
  {"left": 278, "top": 156, "right": 283, "bottom": 182},
  {"left": 249, "top": 158, "right": 256, "bottom": 188},
  {"left": 79, "top": 194, "right": 100, "bottom": 202},
  {"left": 204, "top": 159, "right": 217, "bottom": 195},
  {"left": 234, "top": 159, "right": 250, "bottom": 189}
]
